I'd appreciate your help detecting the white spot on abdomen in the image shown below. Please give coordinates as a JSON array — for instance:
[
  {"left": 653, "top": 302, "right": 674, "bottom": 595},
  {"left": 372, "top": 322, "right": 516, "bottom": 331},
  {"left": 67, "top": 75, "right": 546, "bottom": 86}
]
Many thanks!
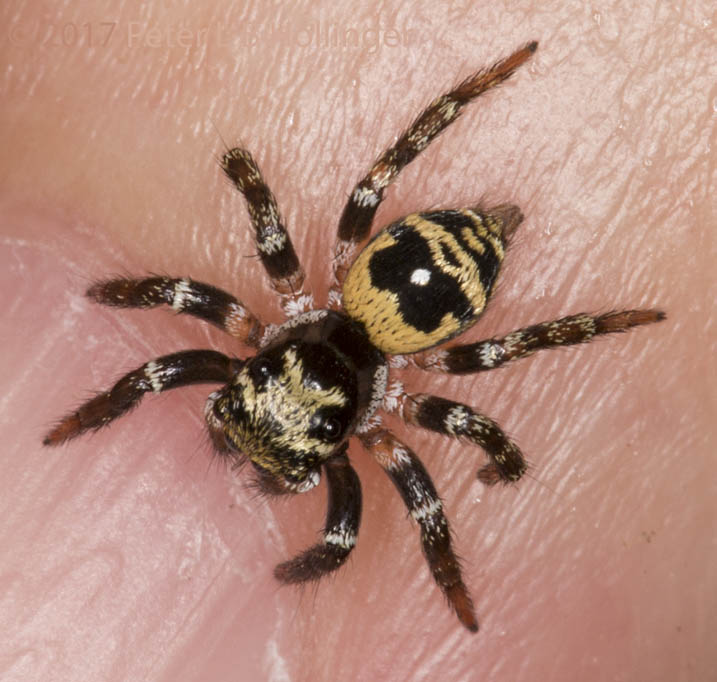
[{"left": 410, "top": 268, "right": 431, "bottom": 286}]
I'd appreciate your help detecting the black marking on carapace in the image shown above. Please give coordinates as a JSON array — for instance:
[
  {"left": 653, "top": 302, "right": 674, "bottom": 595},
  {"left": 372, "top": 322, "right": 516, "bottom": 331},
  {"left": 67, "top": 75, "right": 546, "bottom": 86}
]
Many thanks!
[{"left": 209, "top": 311, "right": 384, "bottom": 487}]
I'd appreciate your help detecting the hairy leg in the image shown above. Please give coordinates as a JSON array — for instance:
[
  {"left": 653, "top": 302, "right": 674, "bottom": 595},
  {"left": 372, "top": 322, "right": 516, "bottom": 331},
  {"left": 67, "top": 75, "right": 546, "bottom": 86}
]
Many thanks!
[
  {"left": 274, "top": 447, "right": 362, "bottom": 582},
  {"left": 359, "top": 426, "right": 477, "bottom": 632},
  {"left": 384, "top": 387, "right": 526, "bottom": 485},
  {"left": 88, "top": 276, "right": 264, "bottom": 347},
  {"left": 222, "top": 148, "right": 313, "bottom": 316},
  {"left": 44, "top": 350, "right": 242, "bottom": 445},
  {"left": 414, "top": 310, "right": 665, "bottom": 373}
]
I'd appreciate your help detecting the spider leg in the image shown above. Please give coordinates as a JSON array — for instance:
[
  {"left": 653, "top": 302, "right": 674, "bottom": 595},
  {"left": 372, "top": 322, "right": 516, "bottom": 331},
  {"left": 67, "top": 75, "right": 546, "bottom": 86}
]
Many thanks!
[
  {"left": 222, "top": 148, "right": 312, "bottom": 317},
  {"left": 359, "top": 427, "right": 478, "bottom": 632},
  {"left": 385, "top": 388, "right": 525, "bottom": 486},
  {"left": 43, "top": 350, "right": 242, "bottom": 446},
  {"left": 329, "top": 40, "right": 538, "bottom": 302},
  {"left": 414, "top": 310, "right": 666, "bottom": 374},
  {"left": 274, "top": 446, "right": 362, "bottom": 582},
  {"left": 87, "top": 276, "right": 264, "bottom": 348}
]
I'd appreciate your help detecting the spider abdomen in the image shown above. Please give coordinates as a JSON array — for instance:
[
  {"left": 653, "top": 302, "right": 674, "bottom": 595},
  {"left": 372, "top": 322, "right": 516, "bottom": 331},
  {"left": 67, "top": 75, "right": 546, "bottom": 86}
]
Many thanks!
[{"left": 342, "top": 206, "right": 522, "bottom": 354}]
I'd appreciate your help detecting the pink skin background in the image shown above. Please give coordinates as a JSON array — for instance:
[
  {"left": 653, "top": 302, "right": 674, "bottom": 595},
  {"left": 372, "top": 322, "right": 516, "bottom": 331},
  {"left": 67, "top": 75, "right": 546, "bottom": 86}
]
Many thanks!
[{"left": 1, "top": 1, "right": 715, "bottom": 680}]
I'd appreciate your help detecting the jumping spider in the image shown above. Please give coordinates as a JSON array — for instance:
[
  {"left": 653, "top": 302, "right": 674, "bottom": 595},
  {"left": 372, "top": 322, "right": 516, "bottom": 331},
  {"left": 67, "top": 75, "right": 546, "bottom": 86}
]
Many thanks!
[{"left": 44, "top": 41, "right": 664, "bottom": 632}]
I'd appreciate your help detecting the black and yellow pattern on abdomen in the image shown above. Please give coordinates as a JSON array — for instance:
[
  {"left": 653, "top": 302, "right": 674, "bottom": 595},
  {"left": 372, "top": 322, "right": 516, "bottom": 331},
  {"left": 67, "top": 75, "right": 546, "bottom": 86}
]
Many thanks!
[{"left": 343, "top": 209, "right": 506, "bottom": 354}]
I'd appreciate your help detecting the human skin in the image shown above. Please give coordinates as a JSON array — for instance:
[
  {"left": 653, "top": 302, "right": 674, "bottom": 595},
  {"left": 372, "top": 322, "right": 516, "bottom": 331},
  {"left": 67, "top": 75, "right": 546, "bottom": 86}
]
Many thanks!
[{"left": 1, "top": 1, "right": 715, "bottom": 680}]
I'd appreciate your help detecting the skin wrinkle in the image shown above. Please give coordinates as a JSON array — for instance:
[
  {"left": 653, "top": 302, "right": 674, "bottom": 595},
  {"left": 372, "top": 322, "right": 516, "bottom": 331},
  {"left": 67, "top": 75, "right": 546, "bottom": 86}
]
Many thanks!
[{"left": 1, "top": 1, "right": 714, "bottom": 681}]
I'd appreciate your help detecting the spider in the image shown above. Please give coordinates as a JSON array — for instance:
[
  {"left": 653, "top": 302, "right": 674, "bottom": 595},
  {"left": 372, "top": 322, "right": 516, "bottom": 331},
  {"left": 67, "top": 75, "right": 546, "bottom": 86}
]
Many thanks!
[{"left": 44, "top": 41, "right": 665, "bottom": 633}]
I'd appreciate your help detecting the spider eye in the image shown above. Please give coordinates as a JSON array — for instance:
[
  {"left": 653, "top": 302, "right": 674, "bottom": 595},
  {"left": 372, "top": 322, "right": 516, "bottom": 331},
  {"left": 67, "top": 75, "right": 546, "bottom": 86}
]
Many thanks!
[
  {"left": 319, "top": 416, "right": 343, "bottom": 442},
  {"left": 249, "top": 357, "right": 274, "bottom": 385},
  {"left": 311, "top": 412, "right": 343, "bottom": 443}
]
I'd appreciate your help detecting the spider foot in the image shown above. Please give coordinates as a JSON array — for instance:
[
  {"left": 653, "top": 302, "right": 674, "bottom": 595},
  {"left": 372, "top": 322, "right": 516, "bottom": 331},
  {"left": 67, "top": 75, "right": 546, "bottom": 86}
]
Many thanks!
[
  {"left": 274, "top": 543, "right": 352, "bottom": 583},
  {"left": 446, "top": 582, "right": 478, "bottom": 633}
]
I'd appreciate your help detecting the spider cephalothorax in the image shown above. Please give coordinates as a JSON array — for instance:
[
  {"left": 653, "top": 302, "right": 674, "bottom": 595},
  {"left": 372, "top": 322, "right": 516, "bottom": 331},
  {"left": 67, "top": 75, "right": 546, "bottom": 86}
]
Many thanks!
[
  {"left": 44, "top": 41, "right": 664, "bottom": 632},
  {"left": 206, "top": 310, "right": 386, "bottom": 494}
]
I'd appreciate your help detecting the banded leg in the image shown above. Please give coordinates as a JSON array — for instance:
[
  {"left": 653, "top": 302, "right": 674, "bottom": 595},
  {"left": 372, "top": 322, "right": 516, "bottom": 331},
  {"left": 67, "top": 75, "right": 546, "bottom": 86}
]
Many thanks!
[
  {"left": 222, "top": 148, "right": 312, "bottom": 316},
  {"left": 359, "top": 427, "right": 478, "bottom": 632},
  {"left": 330, "top": 40, "right": 538, "bottom": 299},
  {"left": 274, "top": 447, "right": 362, "bottom": 582},
  {"left": 414, "top": 310, "right": 666, "bottom": 374},
  {"left": 386, "top": 388, "right": 525, "bottom": 486},
  {"left": 43, "top": 350, "right": 242, "bottom": 445},
  {"left": 87, "top": 277, "right": 264, "bottom": 348}
]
